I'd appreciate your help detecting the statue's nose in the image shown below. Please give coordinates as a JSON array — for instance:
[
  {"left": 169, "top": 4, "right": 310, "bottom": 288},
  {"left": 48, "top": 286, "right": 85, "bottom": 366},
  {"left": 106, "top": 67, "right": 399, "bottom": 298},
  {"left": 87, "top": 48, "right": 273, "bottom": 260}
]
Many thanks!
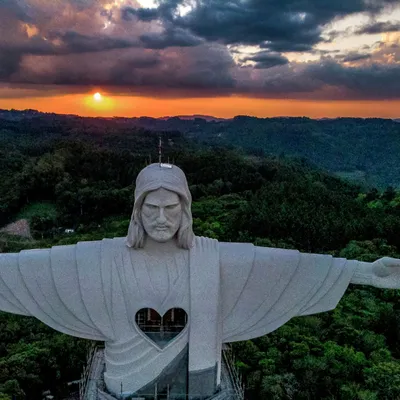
[{"left": 157, "top": 208, "right": 167, "bottom": 224}]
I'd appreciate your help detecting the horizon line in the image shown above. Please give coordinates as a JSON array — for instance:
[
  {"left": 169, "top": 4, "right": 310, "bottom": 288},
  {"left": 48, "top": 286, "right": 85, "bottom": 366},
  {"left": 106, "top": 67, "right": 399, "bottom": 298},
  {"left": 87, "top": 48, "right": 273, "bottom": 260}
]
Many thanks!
[{"left": 1, "top": 107, "right": 399, "bottom": 121}]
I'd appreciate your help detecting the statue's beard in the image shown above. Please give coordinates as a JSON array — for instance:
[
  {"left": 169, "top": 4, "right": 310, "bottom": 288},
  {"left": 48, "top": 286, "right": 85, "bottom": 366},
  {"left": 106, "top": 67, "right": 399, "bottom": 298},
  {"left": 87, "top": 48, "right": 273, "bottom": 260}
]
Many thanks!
[{"left": 146, "top": 227, "right": 178, "bottom": 243}]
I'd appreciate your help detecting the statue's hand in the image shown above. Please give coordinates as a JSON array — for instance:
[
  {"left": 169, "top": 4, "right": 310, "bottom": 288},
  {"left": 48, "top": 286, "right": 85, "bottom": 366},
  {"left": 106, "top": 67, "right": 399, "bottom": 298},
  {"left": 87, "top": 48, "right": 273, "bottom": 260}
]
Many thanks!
[{"left": 371, "top": 257, "right": 400, "bottom": 289}]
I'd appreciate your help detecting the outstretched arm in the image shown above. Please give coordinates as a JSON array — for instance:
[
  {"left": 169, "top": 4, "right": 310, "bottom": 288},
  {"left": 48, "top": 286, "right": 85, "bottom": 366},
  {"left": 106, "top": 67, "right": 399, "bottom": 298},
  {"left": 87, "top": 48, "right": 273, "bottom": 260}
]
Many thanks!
[
  {"left": 0, "top": 244, "right": 107, "bottom": 341},
  {"left": 351, "top": 257, "right": 400, "bottom": 289},
  {"left": 220, "top": 244, "right": 400, "bottom": 341},
  {"left": 0, "top": 252, "right": 31, "bottom": 316},
  {"left": 221, "top": 243, "right": 400, "bottom": 343},
  {"left": 220, "top": 243, "right": 356, "bottom": 342}
]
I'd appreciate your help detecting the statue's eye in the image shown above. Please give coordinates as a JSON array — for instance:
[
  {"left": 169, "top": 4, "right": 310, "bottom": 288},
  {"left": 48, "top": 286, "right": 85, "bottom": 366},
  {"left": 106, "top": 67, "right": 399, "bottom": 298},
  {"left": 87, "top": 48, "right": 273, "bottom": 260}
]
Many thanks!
[
  {"left": 145, "top": 204, "right": 158, "bottom": 210},
  {"left": 165, "top": 204, "right": 178, "bottom": 210}
]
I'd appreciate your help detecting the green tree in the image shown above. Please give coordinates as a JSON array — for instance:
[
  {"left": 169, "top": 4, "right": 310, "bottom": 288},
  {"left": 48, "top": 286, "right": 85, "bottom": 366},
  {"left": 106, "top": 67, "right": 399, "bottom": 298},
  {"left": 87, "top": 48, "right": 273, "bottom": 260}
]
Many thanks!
[{"left": 364, "top": 362, "right": 400, "bottom": 400}]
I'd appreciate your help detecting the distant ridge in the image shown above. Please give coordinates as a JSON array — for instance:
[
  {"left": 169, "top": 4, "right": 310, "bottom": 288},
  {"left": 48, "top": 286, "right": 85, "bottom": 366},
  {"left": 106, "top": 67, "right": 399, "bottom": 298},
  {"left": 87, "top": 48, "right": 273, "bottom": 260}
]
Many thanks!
[
  {"left": 0, "top": 108, "right": 398, "bottom": 122},
  {"left": 159, "top": 114, "right": 229, "bottom": 122},
  {"left": 0, "top": 108, "right": 78, "bottom": 121},
  {"left": 0, "top": 109, "right": 228, "bottom": 122}
]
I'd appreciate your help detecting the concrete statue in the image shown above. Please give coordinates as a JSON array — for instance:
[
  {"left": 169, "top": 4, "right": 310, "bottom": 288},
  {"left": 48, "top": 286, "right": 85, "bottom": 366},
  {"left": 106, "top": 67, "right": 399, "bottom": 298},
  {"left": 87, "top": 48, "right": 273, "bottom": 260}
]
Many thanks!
[{"left": 1, "top": 163, "right": 400, "bottom": 398}]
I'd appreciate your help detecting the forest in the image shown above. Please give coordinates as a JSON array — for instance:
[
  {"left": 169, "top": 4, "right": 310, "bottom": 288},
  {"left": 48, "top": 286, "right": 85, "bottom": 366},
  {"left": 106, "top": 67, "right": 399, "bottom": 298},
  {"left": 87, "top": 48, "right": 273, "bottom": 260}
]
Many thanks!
[
  {"left": 1, "top": 109, "right": 400, "bottom": 189},
  {"left": 0, "top": 114, "right": 400, "bottom": 400}
]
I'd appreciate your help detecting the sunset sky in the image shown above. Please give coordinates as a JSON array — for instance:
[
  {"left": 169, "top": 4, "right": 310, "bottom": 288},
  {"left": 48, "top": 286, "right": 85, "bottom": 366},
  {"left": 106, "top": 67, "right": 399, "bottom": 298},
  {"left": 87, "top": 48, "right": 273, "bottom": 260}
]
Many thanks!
[{"left": 0, "top": 0, "right": 399, "bottom": 118}]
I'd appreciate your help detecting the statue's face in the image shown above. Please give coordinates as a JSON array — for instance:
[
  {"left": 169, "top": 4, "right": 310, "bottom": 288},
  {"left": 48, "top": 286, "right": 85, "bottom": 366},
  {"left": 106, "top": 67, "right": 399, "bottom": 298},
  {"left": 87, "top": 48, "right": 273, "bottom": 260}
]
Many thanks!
[{"left": 141, "top": 188, "right": 182, "bottom": 243}]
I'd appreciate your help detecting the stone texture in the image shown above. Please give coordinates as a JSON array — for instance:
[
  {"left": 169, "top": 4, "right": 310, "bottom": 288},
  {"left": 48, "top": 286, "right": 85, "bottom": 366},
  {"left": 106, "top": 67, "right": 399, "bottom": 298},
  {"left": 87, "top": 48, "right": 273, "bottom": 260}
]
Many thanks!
[{"left": 188, "top": 364, "right": 218, "bottom": 400}]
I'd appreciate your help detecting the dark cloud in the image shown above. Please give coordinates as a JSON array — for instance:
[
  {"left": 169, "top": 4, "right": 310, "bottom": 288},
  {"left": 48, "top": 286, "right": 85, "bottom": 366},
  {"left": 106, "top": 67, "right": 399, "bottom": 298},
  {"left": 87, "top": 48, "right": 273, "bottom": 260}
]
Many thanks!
[
  {"left": 260, "top": 41, "right": 317, "bottom": 53},
  {"left": 50, "top": 31, "right": 140, "bottom": 53},
  {"left": 235, "top": 64, "right": 323, "bottom": 96},
  {"left": 118, "top": 56, "right": 161, "bottom": 69},
  {"left": 0, "top": 51, "right": 22, "bottom": 79},
  {"left": 0, "top": 0, "right": 399, "bottom": 101},
  {"left": 122, "top": 4, "right": 204, "bottom": 49},
  {"left": 0, "top": 0, "right": 32, "bottom": 22},
  {"left": 342, "top": 52, "right": 372, "bottom": 62},
  {"left": 229, "top": 56, "right": 400, "bottom": 100},
  {"left": 244, "top": 51, "right": 289, "bottom": 69},
  {"left": 5, "top": 49, "right": 400, "bottom": 100},
  {"left": 7, "top": 42, "right": 236, "bottom": 97},
  {"left": 122, "top": 7, "right": 160, "bottom": 22},
  {"left": 177, "top": 2, "right": 321, "bottom": 52},
  {"left": 355, "top": 20, "right": 400, "bottom": 35},
  {"left": 174, "top": 0, "right": 399, "bottom": 52},
  {"left": 0, "top": 36, "right": 52, "bottom": 56},
  {"left": 0, "top": 32, "right": 139, "bottom": 56},
  {"left": 305, "top": 61, "right": 400, "bottom": 99},
  {"left": 0, "top": 83, "right": 88, "bottom": 98},
  {"left": 140, "top": 27, "right": 203, "bottom": 49}
]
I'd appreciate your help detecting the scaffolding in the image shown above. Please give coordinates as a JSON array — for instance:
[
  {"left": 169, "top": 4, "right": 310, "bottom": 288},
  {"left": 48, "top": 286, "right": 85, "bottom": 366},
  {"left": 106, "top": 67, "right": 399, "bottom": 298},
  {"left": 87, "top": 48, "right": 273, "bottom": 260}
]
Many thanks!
[{"left": 79, "top": 344, "right": 244, "bottom": 400}]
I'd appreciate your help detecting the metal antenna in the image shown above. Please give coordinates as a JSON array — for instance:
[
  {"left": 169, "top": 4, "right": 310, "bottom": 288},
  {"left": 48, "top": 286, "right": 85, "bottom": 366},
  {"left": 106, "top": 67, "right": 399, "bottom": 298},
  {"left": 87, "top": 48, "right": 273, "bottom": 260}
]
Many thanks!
[
  {"left": 158, "top": 135, "right": 162, "bottom": 165},
  {"left": 158, "top": 134, "right": 172, "bottom": 168}
]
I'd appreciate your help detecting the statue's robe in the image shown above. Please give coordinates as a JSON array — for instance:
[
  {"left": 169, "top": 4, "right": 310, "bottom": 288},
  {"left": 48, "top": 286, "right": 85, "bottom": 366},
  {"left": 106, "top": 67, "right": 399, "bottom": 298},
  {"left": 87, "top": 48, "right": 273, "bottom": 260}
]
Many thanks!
[{"left": 0, "top": 237, "right": 358, "bottom": 398}]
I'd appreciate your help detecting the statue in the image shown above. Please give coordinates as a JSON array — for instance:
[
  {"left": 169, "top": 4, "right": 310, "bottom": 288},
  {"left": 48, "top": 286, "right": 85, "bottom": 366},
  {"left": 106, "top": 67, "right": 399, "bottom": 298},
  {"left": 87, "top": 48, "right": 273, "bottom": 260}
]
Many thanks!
[{"left": 1, "top": 163, "right": 400, "bottom": 399}]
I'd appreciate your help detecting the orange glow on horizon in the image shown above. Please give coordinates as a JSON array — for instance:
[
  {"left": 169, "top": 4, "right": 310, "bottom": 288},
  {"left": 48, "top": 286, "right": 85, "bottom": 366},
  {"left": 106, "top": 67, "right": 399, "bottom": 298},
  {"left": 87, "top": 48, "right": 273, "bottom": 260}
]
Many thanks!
[{"left": 0, "top": 94, "right": 399, "bottom": 119}]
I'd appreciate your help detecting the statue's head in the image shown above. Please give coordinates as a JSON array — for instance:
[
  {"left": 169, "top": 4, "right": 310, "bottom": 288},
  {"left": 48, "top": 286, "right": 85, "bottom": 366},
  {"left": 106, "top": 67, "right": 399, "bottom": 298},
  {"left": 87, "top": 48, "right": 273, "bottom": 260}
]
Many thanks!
[{"left": 126, "top": 163, "right": 194, "bottom": 249}]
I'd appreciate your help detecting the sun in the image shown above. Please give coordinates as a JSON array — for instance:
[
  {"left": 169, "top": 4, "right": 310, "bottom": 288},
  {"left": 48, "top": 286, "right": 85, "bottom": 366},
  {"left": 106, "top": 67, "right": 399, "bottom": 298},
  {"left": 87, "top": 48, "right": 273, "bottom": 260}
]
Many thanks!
[{"left": 84, "top": 92, "right": 115, "bottom": 114}]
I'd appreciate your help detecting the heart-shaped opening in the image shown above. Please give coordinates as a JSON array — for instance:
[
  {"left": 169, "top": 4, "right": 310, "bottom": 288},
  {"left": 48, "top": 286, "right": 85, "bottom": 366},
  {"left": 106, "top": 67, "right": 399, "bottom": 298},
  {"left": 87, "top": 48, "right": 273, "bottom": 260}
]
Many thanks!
[{"left": 135, "top": 308, "right": 188, "bottom": 348}]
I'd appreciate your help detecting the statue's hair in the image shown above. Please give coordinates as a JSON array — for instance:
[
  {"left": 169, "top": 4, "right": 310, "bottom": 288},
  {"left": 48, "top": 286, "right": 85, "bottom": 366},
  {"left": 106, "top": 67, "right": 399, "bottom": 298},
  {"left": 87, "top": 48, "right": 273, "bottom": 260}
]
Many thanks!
[{"left": 126, "top": 189, "right": 194, "bottom": 249}]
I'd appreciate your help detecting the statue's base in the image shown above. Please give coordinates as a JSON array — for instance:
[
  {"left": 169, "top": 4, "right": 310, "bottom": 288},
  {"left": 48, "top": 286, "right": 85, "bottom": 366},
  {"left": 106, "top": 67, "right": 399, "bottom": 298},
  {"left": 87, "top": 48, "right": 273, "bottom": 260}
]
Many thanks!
[{"left": 80, "top": 347, "right": 243, "bottom": 400}]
